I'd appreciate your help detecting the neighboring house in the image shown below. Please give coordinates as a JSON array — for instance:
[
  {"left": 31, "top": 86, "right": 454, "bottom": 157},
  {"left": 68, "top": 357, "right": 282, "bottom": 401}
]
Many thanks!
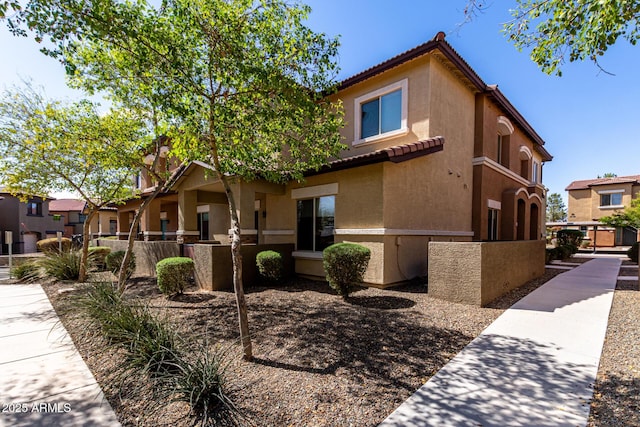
[
  {"left": 115, "top": 32, "right": 552, "bottom": 287},
  {"left": 49, "top": 199, "right": 119, "bottom": 239},
  {"left": 563, "top": 175, "right": 640, "bottom": 247},
  {"left": 0, "top": 189, "right": 63, "bottom": 254}
]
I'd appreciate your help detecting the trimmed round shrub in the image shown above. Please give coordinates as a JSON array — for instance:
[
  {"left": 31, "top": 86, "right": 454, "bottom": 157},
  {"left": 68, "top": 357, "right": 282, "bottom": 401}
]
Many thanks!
[
  {"left": 105, "top": 250, "right": 136, "bottom": 279},
  {"left": 88, "top": 246, "right": 112, "bottom": 271},
  {"left": 628, "top": 242, "right": 639, "bottom": 263},
  {"left": 556, "top": 229, "right": 584, "bottom": 254},
  {"left": 256, "top": 250, "right": 283, "bottom": 283},
  {"left": 37, "top": 237, "right": 72, "bottom": 253},
  {"left": 156, "top": 257, "right": 194, "bottom": 296},
  {"left": 323, "top": 243, "right": 371, "bottom": 299}
]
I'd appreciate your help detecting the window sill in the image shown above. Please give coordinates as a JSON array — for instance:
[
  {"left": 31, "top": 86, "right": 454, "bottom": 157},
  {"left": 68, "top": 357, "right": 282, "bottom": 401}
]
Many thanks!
[
  {"left": 292, "top": 251, "right": 323, "bottom": 260},
  {"left": 352, "top": 127, "right": 409, "bottom": 147},
  {"left": 599, "top": 205, "right": 625, "bottom": 210}
]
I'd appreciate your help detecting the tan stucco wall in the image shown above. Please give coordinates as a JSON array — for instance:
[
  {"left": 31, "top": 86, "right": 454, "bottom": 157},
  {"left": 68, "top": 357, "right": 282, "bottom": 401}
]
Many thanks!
[
  {"left": 428, "top": 240, "right": 545, "bottom": 306},
  {"left": 568, "top": 183, "right": 637, "bottom": 222},
  {"left": 95, "top": 239, "right": 180, "bottom": 277}
]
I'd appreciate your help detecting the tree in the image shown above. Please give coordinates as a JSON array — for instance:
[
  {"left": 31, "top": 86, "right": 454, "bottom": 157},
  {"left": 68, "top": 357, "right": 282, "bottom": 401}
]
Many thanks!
[
  {"left": 0, "top": 83, "right": 147, "bottom": 281},
  {"left": 598, "top": 172, "right": 618, "bottom": 178},
  {"left": 546, "top": 192, "right": 567, "bottom": 222},
  {"left": 601, "top": 196, "right": 640, "bottom": 228},
  {"left": 3, "top": 0, "right": 345, "bottom": 360},
  {"left": 464, "top": 0, "right": 640, "bottom": 75}
]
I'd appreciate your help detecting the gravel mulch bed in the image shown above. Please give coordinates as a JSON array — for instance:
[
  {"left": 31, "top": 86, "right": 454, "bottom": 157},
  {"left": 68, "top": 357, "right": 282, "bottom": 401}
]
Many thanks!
[
  {"left": 588, "top": 265, "right": 640, "bottom": 427},
  {"left": 36, "top": 267, "right": 563, "bottom": 427}
]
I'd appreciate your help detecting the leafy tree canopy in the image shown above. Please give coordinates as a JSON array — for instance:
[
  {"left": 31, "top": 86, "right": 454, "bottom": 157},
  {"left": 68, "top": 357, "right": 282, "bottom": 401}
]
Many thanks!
[
  {"left": 465, "top": 0, "right": 640, "bottom": 75},
  {"left": 601, "top": 197, "right": 640, "bottom": 228},
  {"left": 546, "top": 192, "right": 567, "bottom": 222}
]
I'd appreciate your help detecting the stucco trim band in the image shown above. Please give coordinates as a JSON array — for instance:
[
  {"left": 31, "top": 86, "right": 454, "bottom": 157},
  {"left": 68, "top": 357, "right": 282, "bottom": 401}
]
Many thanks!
[
  {"left": 291, "top": 183, "right": 339, "bottom": 200},
  {"left": 472, "top": 156, "right": 530, "bottom": 187},
  {"left": 176, "top": 230, "right": 200, "bottom": 236},
  {"left": 335, "top": 228, "right": 474, "bottom": 237},
  {"left": 262, "top": 229, "right": 295, "bottom": 235},
  {"left": 292, "top": 251, "right": 324, "bottom": 260},
  {"left": 142, "top": 231, "right": 164, "bottom": 236}
]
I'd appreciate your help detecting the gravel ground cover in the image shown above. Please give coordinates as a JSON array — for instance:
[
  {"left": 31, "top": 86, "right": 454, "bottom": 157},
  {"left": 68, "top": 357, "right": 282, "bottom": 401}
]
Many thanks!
[
  {"left": 40, "top": 268, "right": 564, "bottom": 426},
  {"left": 588, "top": 260, "right": 639, "bottom": 427}
]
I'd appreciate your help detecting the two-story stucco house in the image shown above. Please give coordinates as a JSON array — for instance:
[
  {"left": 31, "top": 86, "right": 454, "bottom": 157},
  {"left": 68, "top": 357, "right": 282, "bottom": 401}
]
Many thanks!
[
  {"left": 565, "top": 175, "right": 640, "bottom": 247},
  {"left": 0, "top": 189, "right": 63, "bottom": 254},
  {"left": 113, "top": 32, "right": 552, "bottom": 288}
]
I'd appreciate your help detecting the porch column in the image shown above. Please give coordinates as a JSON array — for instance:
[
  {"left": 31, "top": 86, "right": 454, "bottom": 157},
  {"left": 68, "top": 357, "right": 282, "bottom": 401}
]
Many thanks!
[
  {"left": 230, "top": 182, "right": 257, "bottom": 244},
  {"left": 177, "top": 190, "right": 199, "bottom": 243},
  {"left": 141, "top": 198, "right": 163, "bottom": 241},
  {"left": 117, "top": 210, "right": 130, "bottom": 241}
]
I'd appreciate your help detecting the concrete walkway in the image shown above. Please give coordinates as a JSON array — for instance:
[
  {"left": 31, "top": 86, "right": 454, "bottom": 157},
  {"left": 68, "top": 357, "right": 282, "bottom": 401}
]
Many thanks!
[
  {"left": 0, "top": 284, "right": 120, "bottom": 427},
  {"left": 381, "top": 257, "right": 621, "bottom": 427}
]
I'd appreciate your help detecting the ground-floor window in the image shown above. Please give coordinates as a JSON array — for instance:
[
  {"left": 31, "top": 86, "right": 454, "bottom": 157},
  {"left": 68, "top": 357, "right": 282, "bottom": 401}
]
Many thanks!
[
  {"left": 488, "top": 208, "right": 499, "bottom": 241},
  {"left": 197, "top": 212, "right": 209, "bottom": 241},
  {"left": 297, "top": 195, "right": 335, "bottom": 251}
]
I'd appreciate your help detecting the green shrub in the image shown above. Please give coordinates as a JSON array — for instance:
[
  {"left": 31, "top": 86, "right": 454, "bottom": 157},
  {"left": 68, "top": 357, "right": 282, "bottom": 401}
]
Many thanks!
[
  {"left": 11, "top": 262, "right": 40, "bottom": 282},
  {"left": 557, "top": 245, "right": 573, "bottom": 260},
  {"left": 156, "top": 257, "right": 194, "bottom": 296},
  {"left": 545, "top": 248, "right": 554, "bottom": 264},
  {"left": 556, "top": 229, "right": 584, "bottom": 254},
  {"left": 323, "top": 243, "right": 371, "bottom": 299},
  {"left": 88, "top": 246, "right": 112, "bottom": 271},
  {"left": 36, "top": 237, "right": 72, "bottom": 253},
  {"left": 628, "top": 242, "right": 639, "bottom": 263},
  {"left": 256, "top": 250, "right": 284, "bottom": 283},
  {"left": 39, "top": 250, "right": 82, "bottom": 280},
  {"left": 105, "top": 250, "right": 136, "bottom": 279}
]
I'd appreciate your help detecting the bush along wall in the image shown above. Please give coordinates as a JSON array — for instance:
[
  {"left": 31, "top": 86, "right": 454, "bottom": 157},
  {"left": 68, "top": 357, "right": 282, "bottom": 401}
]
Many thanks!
[
  {"left": 256, "top": 250, "right": 284, "bottom": 284},
  {"left": 323, "top": 242, "right": 371, "bottom": 299},
  {"left": 156, "top": 257, "right": 195, "bottom": 296}
]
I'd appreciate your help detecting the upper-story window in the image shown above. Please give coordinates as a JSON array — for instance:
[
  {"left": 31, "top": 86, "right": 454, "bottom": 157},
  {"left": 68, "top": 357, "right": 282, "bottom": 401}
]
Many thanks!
[
  {"left": 354, "top": 79, "right": 408, "bottom": 145},
  {"left": 600, "top": 191, "right": 623, "bottom": 207},
  {"left": 496, "top": 116, "right": 513, "bottom": 168},
  {"left": 27, "top": 200, "right": 42, "bottom": 216},
  {"left": 532, "top": 161, "right": 540, "bottom": 183}
]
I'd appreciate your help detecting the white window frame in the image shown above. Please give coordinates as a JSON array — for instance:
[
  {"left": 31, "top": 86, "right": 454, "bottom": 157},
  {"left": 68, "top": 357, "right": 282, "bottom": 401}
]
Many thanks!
[
  {"left": 532, "top": 161, "right": 540, "bottom": 183},
  {"left": 353, "top": 78, "right": 409, "bottom": 146},
  {"left": 598, "top": 189, "right": 624, "bottom": 209}
]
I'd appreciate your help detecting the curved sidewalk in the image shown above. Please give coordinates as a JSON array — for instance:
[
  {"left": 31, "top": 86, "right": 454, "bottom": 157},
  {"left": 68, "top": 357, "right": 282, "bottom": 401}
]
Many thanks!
[
  {"left": 381, "top": 257, "right": 621, "bottom": 427},
  {"left": 0, "top": 284, "right": 120, "bottom": 427}
]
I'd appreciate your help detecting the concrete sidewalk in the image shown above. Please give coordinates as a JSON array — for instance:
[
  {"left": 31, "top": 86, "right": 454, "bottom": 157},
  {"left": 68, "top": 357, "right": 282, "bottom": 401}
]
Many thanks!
[
  {"left": 381, "top": 257, "right": 621, "bottom": 427},
  {"left": 0, "top": 284, "right": 120, "bottom": 427}
]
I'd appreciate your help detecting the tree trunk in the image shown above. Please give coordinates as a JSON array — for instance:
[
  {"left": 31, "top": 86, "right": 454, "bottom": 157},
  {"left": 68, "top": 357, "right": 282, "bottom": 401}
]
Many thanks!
[
  {"left": 79, "top": 209, "right": 98, "bottom": 282},
  {"left": 219, "top": 174, "right": 253, "bottom": 361},
  {"left": 117, "top": 185, "right": 164, "bottom": 294}
]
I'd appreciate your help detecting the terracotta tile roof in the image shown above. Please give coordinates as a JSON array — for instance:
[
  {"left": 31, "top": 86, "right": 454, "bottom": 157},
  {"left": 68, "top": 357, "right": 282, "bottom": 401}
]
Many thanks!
[
  {"left": 565, "top": 175, "right": 640, "bottom": 191},
  {"left": 306, "top": 136, "right": 445, "bottom": 176},
  {"left": 337, "top": 31, "right": 552, "bottom": 162},
  {"left": 49, "top": 199, "right": 87, "bottom": 212}
]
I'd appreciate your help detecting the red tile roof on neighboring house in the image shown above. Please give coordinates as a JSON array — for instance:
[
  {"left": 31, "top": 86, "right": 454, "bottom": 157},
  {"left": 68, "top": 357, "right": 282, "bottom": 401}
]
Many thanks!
[
  {"left": 306, "top": 136, "right": 445, "bottom": 176},
  {"left": 565, "top": 175, "right": 640, "bottom": 191},
  {"left": 49, "top": 199, "right": 87, "bottom": 212}
]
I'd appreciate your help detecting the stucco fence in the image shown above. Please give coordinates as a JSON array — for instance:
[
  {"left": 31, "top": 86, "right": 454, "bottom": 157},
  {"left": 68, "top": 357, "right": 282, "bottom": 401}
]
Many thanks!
[
  {"left": 428, "top": 240, "right": 546, "bottom": 306},
  {"left": 94, "top": 239, "right": 293, "bottom": 291}
]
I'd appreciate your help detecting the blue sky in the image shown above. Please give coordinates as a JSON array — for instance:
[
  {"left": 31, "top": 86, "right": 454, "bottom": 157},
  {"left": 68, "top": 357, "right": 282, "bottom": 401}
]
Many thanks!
[{"left": 1, "top": 0, "right": 639, "bottom": 204}]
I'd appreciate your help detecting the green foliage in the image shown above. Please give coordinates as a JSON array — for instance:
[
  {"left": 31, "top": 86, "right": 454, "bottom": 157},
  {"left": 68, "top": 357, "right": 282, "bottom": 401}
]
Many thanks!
[
  {"left": 546, "top": 245, "right": 574, "bottom": 262},
  {"left": 601, "top": 197, "right": 640, "bottom": 229},
  {"left": 88, "top": 246, "right": 111, "bottom": 271},
  {"left": 36, "top": 237, "right": 72, "bottom": 253},
  {"left": 75, "top": 282, "right": 180, "bottom": 375},
  {"left": 105, "top": 250, "right": 136, "bottom": 279},
  {"left": 39, "top": 250, "right": 82, "bottom": 280},
  {"left": 256, "top": 250, "right": 284, "bottom": 283},
  {"left": 156, "top": 257, "right": 194, "bottom": 296},
  {"left": 323, "top": 243, "right": 371, "bottom": 299},
  {"left": 628, "top": 242, "right": 639, "bottom": 263},
  {"left": 556, "top": 229, "right": 584, "bottom": 253},
  {"left": 10, "top": 262, "right": 40, "bottom": 282},
  {"left": 546, "top": 192, "right": 567, "bottom": 222}
]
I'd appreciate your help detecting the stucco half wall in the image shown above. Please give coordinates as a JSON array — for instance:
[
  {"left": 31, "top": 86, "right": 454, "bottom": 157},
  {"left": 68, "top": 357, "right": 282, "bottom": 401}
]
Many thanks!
[{"left": 428, "top": 240, "right": 545, "bottom": 306}]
